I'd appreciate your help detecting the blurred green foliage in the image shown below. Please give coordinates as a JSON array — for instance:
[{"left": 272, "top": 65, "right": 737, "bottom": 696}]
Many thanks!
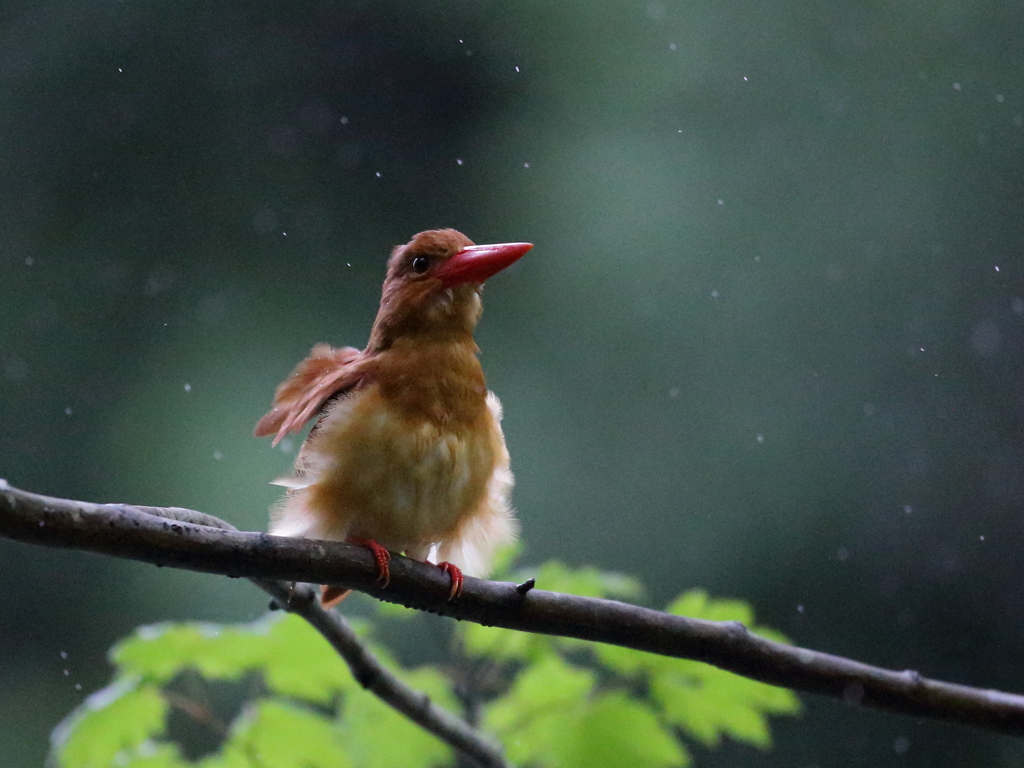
[{"left": 50, "top": 560, "right": 798, "bottom": 768}]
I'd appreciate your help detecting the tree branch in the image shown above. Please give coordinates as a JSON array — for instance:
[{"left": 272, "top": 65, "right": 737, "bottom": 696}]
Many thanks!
[{"left": 3, "top": 481, "right": 1024, "bottom": 739}]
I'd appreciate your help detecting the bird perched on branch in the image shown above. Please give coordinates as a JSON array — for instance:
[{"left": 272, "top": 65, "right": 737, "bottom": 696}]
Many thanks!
[{"left": 255, "top": 229, "right": 531, "bottom": 605}]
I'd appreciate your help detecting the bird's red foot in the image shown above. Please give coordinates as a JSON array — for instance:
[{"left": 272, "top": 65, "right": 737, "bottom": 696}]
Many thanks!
[
  {"left": 347, "top": 535, "right": 391, "bottom": 587},
  {"left": 435, "top": 561, "right": 464, "bottom": 601}
]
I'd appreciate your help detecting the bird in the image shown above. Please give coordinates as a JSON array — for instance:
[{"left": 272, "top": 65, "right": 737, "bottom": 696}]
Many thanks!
[{"left": 255, "top": 228, "right": 531, "bottom": 606}]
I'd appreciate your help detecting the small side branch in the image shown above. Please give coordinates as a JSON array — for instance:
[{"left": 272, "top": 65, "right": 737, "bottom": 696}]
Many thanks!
[
  {"left": 3, "top": 481, "right": 1024, "bottom": 738},
  {"left": 254, "top": 580, "right": 507, "bottom": 768}
]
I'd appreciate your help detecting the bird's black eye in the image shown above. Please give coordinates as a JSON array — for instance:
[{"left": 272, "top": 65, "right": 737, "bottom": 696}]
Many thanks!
[{"left": 411, "top": 256, "right": 430, "bottom": 274}]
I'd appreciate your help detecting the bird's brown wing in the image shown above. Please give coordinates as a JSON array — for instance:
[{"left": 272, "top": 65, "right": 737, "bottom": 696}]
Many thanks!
[{"left": 254, "top": 343, "right": 367, "bottom": 446}]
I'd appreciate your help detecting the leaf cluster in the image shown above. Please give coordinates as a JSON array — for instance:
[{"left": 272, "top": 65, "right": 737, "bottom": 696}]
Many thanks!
[
  {"left": 459, "top": 563, "right": 800, "bottom": 768},
  {"left": 50, "top": 558, "right": 799, "bottom": 768}
]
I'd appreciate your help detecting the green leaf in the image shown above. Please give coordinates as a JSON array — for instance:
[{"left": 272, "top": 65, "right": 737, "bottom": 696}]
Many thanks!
[
  {"left": 118, "top": 742, "right": 188, "bottom": 768},
  {"left": 484, "top": 655, "right": 595, "bottom": 764},
  {"left": 461, "top": 620, "right": 552, "bottom": 662},
  {"left": 486, "top": 659, "right": 686, "bottom": 768},
  {"left": 665, "top": 590, "right": 754, "bottom": 626},
  {"left": 593, "top": 641, "right": 650, "bottom": 677},
  {"left": 112, "top": 623, "right": 266, "bottom": 684},
  {"left": 570, "top": 692, "right": 689, "bottom": 768},
  {"left": 51, "top": 677, "right": 167, "bottom": 768},
  {"left": 338, "top": 666, "right": 457, "bottom": 768},
  {"left": 612, "top": 590, "right": 801, "bottom": 750},
  {"left": 203, "top": 700, "right": 351, "bottom": 768},
  {"left": 485, "top": 654, "right": 596, "bottom": 732},
  {"left": 259, "top": 614, "right": 358, "bottom": 703},
  {"left": 112, "top": 613, "right": 355, "bottom": 705}
]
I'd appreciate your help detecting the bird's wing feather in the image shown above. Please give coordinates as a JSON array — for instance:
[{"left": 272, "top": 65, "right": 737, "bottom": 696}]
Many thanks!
[{"left": 254, "top": 343, "right": 366, "bottom": 446}]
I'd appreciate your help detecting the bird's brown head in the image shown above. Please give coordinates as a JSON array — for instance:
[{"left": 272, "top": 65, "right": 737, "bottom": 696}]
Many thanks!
[{"left": 368, "top": 228, "right": 532, "bottom": 350}]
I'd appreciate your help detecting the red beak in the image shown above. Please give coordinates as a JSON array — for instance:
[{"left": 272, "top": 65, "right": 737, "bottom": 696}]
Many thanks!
[{"left": 434, "top": 242, "right": 533, "bottom": 288}]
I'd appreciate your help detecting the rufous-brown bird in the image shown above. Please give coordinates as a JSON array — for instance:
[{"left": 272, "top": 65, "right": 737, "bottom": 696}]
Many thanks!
[{"left": 255, "top": 229, "right": 531, "bottom": 605}]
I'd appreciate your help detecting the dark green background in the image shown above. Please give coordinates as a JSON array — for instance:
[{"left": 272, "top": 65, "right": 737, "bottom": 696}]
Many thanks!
[{"left": 3, "top": 0, "right": 1024, "bottom": 765}]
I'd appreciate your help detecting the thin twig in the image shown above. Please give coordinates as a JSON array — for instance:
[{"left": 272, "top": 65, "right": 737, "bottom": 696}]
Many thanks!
[
  {"left": 254, "top": 580, "right": 508, "bottom": 768},
  {"left": 3, "top": 480, "right": 1024, "bottom": 738}
]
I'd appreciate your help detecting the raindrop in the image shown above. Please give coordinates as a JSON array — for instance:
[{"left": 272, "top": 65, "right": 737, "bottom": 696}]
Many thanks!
[
  {"left": 668, "top": 387, "right": 680, "bottom": 399},
  {"left": 456, "top": 158, "right": 464, "bottom": 166},
  {"left": 893, "top": 737, "right": 910, "bottom": 754},
  {"left": 24, "top": 256, "right": 34, "bottom": 266},
  {"left": 213, "top": 451, "right": 224, "bottom": 461},
  {"left": 836, "top": 547, "right": 850, "bottom": 561},
  {"left": 60, "top": 651, "right": 68, "bottom": 660},
  {"left": 710, "top": 290, "right": 719, "bottom": 298},
  {"left": 183, "top": 383, "right": 192, "bottom": 393},
  {"left": 523, "top": 162, "right": 530, "bottom": 168},
  {"left": 64, "top": 407, "right": 72, "bottom": 416},
  {"left": 756, "top": 434, "right": 765, "bottom": 443},
  {"left": 340, "top": 116, "right": 349, "bottom": 125},
  {"left": 375, "top": 171, "right": 382, "bottom": 178}
]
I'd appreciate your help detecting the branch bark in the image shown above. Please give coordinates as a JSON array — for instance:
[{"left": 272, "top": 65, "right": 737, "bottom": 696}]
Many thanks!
[{"left": 3, "top": 480, "right": 1024, "bottom": 739}]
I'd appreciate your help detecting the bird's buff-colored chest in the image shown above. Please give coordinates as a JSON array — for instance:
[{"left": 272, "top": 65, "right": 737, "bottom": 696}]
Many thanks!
[{"left": 273, "top": 343, "right": 503, "bottom": 556}]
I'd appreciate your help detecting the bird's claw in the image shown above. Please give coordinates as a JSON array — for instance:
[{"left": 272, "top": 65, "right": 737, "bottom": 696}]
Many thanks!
[
  {"left": 348, "top": 535, "right": 392, "bottom": 588},
  {"left": 435, "top": 561, "right": 464, "bottom": 601}
]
